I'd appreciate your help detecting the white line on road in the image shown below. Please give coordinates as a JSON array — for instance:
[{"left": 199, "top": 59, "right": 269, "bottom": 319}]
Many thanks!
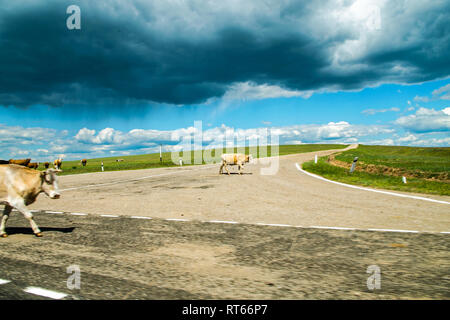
[
  {"left": 295, "top": 163, "right": 450, "bottom": 205},
  {"left": 256, "top": 223, "right": 293, "bottom": 227},
  {"left": 367, "top": 228, "right": 419, "bottom": 233},
  {"left": 70, "top": 212, "right": 88, "bottom": 216},
  {"left": 23, "top": 287, "right": 67, "bottom": 299},
  {"left": 0, "top": 279, "right": 11, "bottom": 285},
  {"left": 130, "top": 216, "right": 152, "bottom": 220},
  {"left": 208, "top": 220, "right": 239, "bottom": 224},
  {"left": 309, "top": 226, "right": 356, "bottom": 231},
  {"left": 46, "top": 211, "right": 64, "bottom": 214},
  {"left": 40, "top": 211, "right": 449, "bottom": 235}
]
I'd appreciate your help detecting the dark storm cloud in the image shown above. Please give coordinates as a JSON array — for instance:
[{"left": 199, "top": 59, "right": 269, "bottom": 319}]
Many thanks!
[{"left": 1, "top": 0, "right": 450, "bottom": 109}]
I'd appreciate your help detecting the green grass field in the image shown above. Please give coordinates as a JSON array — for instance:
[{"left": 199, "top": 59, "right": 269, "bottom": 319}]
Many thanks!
[
  {"left": 36, "top": 144, "right": 348, "bottom": 175},
  {"left": 303, "top": 145, "right": 450, "bottom": 196}
]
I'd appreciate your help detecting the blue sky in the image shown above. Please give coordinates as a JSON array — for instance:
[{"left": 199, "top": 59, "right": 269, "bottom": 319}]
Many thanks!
[{"left": 0, "top": 1, "right": 449, "bottom": 161}]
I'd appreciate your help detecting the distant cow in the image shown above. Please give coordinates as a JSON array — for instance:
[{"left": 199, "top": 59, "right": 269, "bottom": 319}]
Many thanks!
[
  {"left": 81, "top": 159, "right": 87, "bottom": 166},
  {"left": 116, "top": 159, "right": 124, "bottom": 162},
  {"left": 0, "top": 160, "right": 8, "bottom": 165},
  {"left": 44, "top": 162, "right": 50, "bottom": 169},
  {"left": 54, "top": 158, "right": 62, "bottom": 170},
  {"left": 9, "top": 158, "right": 31, "bottom": 166},
  {"left": 219, "top": 153, "right": 252, "bottom": 175},
  {"left": 0, "top": 164, "right": 62, "bottom": 237},
  {"left": 27, "top": 162, "right": 39, "bottom": 169}
]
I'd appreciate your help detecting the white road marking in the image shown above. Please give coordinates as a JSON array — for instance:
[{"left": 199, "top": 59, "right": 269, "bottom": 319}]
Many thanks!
[
  {"left": 309, "top": 226, "right": 356, "bottom": 231},
  {"left": 46, "top": 211, "right": 64, "bottom": 214},
  {"left": 70, "top": 212, "right": 88, "bottom": 216},
  {"left": 367, "top": 228, "right": 419, "bottom": 233},
  {"left": 60, "top": 164, "right": 218, "bottom": 192},
  {"left": 130, "top": 216, "right": 152, "bottom": 220},
  {"left": 295, "top": 163, "right": 450, "bottom": 205},
  {"left": 23, "top": 287, "right": 67, "bottom": 299},
  {"left": 0, "top": 279, "right": 11, "bottom": 285},
  {"left": 208, "top": 220, "right": 238, "bottom": 224},
  {"left": 256, "top": 223, "right": 293, "bottom": 227},
  {"left": 51, "top": 211, "right": 449, "bottom": 235}
]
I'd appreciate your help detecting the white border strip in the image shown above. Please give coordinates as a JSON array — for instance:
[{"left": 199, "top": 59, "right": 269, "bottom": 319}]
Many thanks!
[
  {"left": 256, "top": 223, "right": 293, "bottom": 227},
  {"left": 208, "top": 220, "right": 238, "bottom": 224},
  {"left": 36, "top": 210, "right": 450, "bottom": 235},
  {"left": 295, "top": 163, "right": 450, "bottom": 205},
  {"left": 367, "top": 228, "right": 419, "bottom": 233},
  {"left": 23, "top": 287, "right": 67, "bottom": 299},
  {"left": 0, "top": 279, "right": 11, "bottom": 285},
  {"left": 310, "top": 226, "right": 356, "bottom": 231}
]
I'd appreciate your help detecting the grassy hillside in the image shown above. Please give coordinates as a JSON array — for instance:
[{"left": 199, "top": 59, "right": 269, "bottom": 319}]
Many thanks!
[
  {"left": 335, "top": 145, "right": 449, "bottom": 174},
  {"left": 36, "top": 144, "right": 348, "bottom": 175},
  {"left": 303, "top": 145, "right": 450, "bottom": 196}
]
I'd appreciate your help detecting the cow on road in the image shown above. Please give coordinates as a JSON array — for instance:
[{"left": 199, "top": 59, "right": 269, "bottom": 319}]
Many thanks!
[
  {"left": 0, "top": 164, "right": 62, "bottom": 237},
  {"left": 219, "top": 153, "right": 253, "bottom": 175}
]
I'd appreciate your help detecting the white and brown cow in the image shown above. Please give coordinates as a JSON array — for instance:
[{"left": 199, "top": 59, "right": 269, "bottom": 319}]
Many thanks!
[
  {"left": 0, "top": 164, "right": 61, "bottom": 237},
  {"left": 219, "top": 153, "right": 253, "bottom": 175},
  {"left": 54, "top": 158, "right": 62, "bottom": 170}
]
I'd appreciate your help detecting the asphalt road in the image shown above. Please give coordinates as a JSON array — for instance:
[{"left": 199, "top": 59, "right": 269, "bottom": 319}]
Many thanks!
[
  {"left": 30, "top": 145, "right": 450, "bottom": 233},
  {"left": 0, "top": 211, "right": 448, "bottom": 300}
]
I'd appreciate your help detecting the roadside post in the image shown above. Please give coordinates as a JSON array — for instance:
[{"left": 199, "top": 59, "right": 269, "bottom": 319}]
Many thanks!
[
  {"left": 179, "top": 159, "right": 183, "bottom": 166},
  {"left": 315, "top": 155, "right": 318, "bottom": 164},
  {"left": 402, "top": 176, "right": 407, "bottom": 184},
  {"left": 101, "top": 162, "right": 104, "bottom": 172},
  {"left": 349, "top": 157, "right": 358, "bottom": 173},
  {"left": 160, "top": 144, "right": 162, "bottom": 163}
]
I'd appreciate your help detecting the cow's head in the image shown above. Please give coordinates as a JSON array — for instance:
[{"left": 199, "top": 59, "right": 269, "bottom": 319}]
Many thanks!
[{"left": 40, "top": 169, "right": 62, "bottom": 199}]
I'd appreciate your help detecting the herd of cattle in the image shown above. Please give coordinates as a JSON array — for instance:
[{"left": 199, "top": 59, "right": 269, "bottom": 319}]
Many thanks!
[
  {"left": 0, "top": 158, "right": 66, "bottom": 170},
  {"left": 0, "top": 153, "right": 252, "bottom": 238}
]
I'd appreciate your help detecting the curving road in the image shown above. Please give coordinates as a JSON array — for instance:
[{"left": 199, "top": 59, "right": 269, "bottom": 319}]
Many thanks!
[
  {"left": 30, "top": 144, "right": 450, "bottom": 233},
  {"left": 0, "top": 145, "right": 449, "bottom": 300}
]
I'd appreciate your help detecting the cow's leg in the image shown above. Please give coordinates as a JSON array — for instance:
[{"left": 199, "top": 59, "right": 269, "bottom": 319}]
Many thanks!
[
  {"left": 224, "top": 163, "right": 231, "bottom": 175},
  {"left": 219, "top": 162, "right": 224, "bottom": 174},
  {"left": 12, "top": 201, "right": 42, "bottom": 237},
  {"left": 238, "top": 163, "right": 243, "bottom": 175},
  {"left": 0, "top": 205, "right": 12, "bottom": 237}
]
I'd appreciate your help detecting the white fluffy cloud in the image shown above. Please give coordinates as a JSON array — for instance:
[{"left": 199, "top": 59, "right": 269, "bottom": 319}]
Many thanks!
[
  {"left": 1, "top": 115, "right": 447, "bottom": 161},
  {"left": 395, "top": 107, "right": 450, "bottom": 133}
]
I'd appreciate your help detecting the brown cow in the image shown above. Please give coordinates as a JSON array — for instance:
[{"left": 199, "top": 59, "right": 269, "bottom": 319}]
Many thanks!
[
  {"left": 9, "top": 158, "right": 31, "bottom": 166},
  {"left": 0, "top": 160, "right": 9, "bottom": 165},
  {"left": 219, "top": 153, "right": 253, "bottom": 175},
  {"left": 27, "top": 162, "right": 39, "bottom": 169},
  {"left": 54, "top": 158, "right": 62, "bottom": 170},
  {"left": 0, "top": 164, "right": 62, "bottom": 237},
  {"left": 44, "top": 162, "right": 50, "bottom": 169},
  {"left": 81, "top": 159, "right": 87, "bottom": 166}
]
